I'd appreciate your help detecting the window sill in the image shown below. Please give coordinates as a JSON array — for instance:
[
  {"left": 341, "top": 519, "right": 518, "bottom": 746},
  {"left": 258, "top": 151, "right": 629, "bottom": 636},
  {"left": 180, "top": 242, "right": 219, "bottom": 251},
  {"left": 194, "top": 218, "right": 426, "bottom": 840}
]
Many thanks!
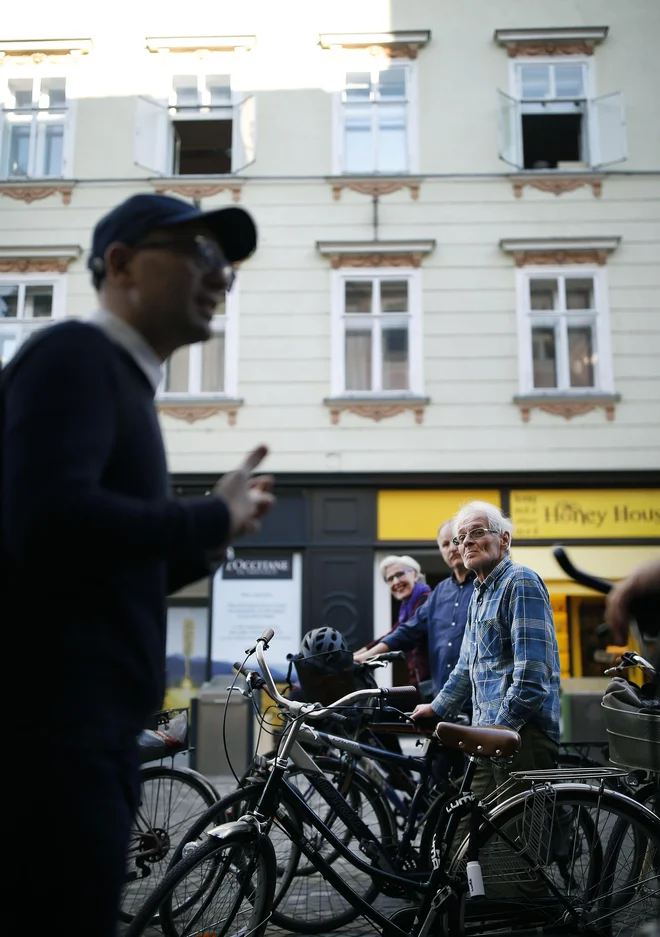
[
  {"left": 0, "top": 181, "right": 75, "bottom": 205},
  {"left": 324, "top": 395, "right": 429, "bottom": 425},
  {"left": 510, "top": 172, "right": 604, "bottom": 199},
  {"left": 513, "top": 393, "right": 620, "bottom": 423},
  {"left": 157, "top": 397, "right": 243, "bottom": 425}
]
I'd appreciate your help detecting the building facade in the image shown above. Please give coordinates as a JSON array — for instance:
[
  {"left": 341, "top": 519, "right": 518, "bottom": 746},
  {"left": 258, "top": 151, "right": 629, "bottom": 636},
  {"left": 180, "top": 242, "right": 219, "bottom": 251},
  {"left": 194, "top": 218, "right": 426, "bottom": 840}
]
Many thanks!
[{"left": 1, "top": 1, "right": 659, "bottom": 703}]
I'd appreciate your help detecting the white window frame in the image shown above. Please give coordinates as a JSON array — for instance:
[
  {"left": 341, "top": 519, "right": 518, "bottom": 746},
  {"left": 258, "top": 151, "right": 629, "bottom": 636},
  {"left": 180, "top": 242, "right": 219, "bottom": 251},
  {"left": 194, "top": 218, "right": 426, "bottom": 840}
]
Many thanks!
[
  {"left": 332, "top": 54, "right": 419, "bottom": 175},
  {"left": 330, "top": 268, "right": 423, "bottom": 397},
  {"left": 157, "top": 282, "right": 238, "bottom": 399},
  {"left": 134, "top": 60, "right": 256, "bottom": 177},
  {"left": 0, "top": 71, "right": 75, "bottom": 179},
  {"left": 499, "top": 55, "right": 626, "bottom": 170},
  {"left": 0, "top": 273, "right": 67, "bottom": 367},
  {"left": 515, "top": 264, "right": 615, "bottom": 396}
]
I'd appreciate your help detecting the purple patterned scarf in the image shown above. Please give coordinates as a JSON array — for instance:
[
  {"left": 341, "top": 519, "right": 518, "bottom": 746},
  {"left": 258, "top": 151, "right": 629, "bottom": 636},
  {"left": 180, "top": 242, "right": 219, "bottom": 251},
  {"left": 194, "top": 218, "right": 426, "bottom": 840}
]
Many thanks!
[{"left": 398, "top": 581, "right": 431, "bottom": 623}]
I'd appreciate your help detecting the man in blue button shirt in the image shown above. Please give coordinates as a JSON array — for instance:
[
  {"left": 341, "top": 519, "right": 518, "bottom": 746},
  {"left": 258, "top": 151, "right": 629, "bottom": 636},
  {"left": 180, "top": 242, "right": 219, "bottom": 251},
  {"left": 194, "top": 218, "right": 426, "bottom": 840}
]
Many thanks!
[
  {"left": 412, "top": 500, "right": 561, "bottom": 798},
  {"left": 354, "top": 519, "right": 475, "bottom": 699}
]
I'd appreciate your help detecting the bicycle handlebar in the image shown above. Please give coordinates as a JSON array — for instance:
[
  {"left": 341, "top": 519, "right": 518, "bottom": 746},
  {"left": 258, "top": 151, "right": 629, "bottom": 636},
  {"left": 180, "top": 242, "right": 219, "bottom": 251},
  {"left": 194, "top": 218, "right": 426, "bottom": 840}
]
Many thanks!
[{"left": 552, "top": 546, "right": 612, "bottom": 595}]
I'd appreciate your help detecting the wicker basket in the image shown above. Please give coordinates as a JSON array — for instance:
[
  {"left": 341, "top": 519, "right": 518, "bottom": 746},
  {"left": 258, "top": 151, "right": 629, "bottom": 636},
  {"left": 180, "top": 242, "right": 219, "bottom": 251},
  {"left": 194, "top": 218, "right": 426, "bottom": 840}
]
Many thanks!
[{"left": 601, "top": 697, "right": 660, "bottom": 772}]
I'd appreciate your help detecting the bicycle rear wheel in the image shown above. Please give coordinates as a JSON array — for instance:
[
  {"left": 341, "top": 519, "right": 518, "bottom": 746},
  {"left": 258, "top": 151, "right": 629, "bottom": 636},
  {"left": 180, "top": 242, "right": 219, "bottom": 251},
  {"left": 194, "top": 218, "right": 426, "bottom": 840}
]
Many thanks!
[
  {"left": 121, "top": 764, "right": 218, "bottom": 923},
  {"left": 449, "top": 784, "right": 660, "bottom": 936}
]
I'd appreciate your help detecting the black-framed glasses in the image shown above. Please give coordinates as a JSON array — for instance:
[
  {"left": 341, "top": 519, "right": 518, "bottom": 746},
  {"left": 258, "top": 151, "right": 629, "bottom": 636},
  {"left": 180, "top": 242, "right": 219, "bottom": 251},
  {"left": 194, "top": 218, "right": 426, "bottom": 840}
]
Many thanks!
[
  {"left": 385, "top": 569, "right": 415, "bottom": 584},
  {"left": 131, "top": 235, "right": 236, "bottom": 291},
  {"left": 452, "top": 527, "right": 497, "bottom": 546}
]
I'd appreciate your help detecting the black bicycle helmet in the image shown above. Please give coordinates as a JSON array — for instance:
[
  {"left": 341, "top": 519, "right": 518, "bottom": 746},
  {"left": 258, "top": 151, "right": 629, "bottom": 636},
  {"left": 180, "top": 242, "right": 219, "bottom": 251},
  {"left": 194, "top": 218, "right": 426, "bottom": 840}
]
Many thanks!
[{"left": 300, "top": 627, "right": 348, "bottom": 667}]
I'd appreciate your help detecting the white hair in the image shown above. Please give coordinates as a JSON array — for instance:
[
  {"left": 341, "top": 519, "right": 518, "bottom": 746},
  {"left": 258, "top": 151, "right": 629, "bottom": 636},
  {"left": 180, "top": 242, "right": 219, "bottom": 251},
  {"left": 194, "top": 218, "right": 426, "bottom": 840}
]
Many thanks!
[
  {"left": 452, "top": 501, "right": 514, "bottom": 552},
  {"left": 379, "top": 554, "right": 422, "bottom": 581}
]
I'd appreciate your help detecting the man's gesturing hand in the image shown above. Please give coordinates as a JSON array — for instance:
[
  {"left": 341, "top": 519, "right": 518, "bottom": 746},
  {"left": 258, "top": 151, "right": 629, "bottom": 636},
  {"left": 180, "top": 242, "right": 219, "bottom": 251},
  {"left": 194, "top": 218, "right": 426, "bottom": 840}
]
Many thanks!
[{"left": 213, "top": 445, "right": 275, "bottom": 541}]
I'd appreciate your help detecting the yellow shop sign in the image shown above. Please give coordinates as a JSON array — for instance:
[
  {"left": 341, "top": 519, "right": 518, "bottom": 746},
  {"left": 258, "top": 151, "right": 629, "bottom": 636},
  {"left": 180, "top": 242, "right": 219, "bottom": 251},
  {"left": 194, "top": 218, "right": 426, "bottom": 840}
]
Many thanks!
[{"left": 510, "top": 490, "right": 660, "bottom": 539}]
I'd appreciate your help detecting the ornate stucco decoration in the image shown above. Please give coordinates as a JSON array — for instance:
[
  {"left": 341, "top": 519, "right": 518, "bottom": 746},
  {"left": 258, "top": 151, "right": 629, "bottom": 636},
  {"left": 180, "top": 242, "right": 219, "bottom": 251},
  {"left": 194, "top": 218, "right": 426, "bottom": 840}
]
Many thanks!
[
  {"left": 145, "top": 36, "right": 256, "bottom": 55},
  {"left": 494, "top": 27, "right": 608, "bottom": 58},
  {"left": 0, "top": 38, "right": 92, "bottom": 65},
  {"left": 513, "top": 395, "right": 620, "bottom": 423},
  {"left": 317, "top": 239, "right": 435, "bottom": 270},
  {"left": 499, "top": 237, "right": 621, "bottom": 267},
  {"left": 329, "top": 177, "right": 421, "bottom": 201},
  {"left": 0, "top": 245, "right": 81, "bottom": 273},
  {"left": 0, "top": 183, "right": 75, "bottom": 205},
  {"left": 319, "top": 31, "right": 431, "bottom": 60},
  {"left": 324, "top": 397, "right": 430, "bottom": 425},
  {"left": 152, "top": 182, "right": 244, "bottom": 203},
  {"left": 511, "top": 175, "right": 604, "bottom": 199},
  {"left": 158, "top": 402, "right": 243, "bottom": 425}
]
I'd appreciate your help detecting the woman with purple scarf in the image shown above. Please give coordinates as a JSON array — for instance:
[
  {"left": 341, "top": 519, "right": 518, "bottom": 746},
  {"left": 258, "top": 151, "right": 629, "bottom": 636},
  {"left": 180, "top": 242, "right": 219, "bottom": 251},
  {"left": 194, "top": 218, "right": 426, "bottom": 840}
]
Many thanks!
[{"left": 355, "top": 554, "right": 431, "bottom": 690}]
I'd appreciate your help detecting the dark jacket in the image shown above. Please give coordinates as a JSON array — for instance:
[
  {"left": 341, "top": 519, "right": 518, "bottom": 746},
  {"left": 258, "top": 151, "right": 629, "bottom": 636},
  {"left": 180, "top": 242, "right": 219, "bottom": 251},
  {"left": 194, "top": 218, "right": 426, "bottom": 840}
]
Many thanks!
[{"left": 1, "top": 322, "right": 229, "bottom": 748}]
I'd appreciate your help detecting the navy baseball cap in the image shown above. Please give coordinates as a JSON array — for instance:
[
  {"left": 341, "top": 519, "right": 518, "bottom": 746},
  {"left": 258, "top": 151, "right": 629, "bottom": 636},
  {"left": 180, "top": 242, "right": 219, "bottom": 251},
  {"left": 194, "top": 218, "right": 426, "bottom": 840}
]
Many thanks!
[{"left": 88, "top": 193, "right": 257, "bottom": 278}]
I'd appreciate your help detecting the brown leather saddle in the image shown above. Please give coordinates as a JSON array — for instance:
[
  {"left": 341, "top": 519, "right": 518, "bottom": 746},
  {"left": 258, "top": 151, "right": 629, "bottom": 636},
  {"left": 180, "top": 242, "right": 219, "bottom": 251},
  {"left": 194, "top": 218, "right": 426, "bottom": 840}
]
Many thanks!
[{"left": 434, "top": 721, "right": 521, "bottom": 758}]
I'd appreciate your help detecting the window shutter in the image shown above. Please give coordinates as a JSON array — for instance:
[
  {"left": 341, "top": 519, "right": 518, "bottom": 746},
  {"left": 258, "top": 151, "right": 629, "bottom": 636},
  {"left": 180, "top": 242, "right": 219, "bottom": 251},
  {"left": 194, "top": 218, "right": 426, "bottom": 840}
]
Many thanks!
[
  {"left": 134, "top": 95, "right": 170, "bottom": 175},
  {"left": 232, "top": 94, "right": 256, "bottom": 173},
  {"left": 497, "top": 89, "right": 522, "bottom": 169},
  {"left": 591, "top": 92, "right": 627, "bottom": 168}
]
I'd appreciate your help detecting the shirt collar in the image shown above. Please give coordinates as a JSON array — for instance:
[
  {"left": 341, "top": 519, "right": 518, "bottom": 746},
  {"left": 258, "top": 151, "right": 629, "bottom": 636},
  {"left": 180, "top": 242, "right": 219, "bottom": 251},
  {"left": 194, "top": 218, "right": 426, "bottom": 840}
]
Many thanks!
[
  {"left": 88, "top": 309, "right": 163, "bottom": 393},
  {"left": 452, "top": 569, "right": 476, "bottom": 586},
  {"left": 475, "top": 555, "right": 512, "bottom": 594}
]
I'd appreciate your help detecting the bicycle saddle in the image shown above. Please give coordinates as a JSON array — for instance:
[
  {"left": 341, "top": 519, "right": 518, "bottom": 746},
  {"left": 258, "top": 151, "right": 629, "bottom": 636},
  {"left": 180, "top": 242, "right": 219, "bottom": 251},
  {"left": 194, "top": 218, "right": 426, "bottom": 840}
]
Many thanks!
[{"left": 434, "top": 722, "right": 521, "bottom": 757}]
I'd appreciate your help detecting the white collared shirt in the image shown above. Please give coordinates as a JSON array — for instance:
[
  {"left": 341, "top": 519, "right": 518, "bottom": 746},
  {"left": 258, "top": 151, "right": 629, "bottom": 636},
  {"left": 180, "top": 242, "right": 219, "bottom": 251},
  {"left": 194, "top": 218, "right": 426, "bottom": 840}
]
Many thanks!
[{"left": 87, "top": 309, "right": 163, "bottom": 393}]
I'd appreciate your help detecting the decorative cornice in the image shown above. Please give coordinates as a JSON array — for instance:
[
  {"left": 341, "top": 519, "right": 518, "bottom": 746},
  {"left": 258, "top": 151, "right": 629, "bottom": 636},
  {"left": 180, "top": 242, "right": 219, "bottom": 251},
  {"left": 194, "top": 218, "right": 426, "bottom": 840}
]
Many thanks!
[
  {"left": 319, "top": 31, "right": 431, "bottom": 59},
  {"left": 494, "top": 27, "right": 608, "bottom": 57},
  {"left": 152, "top": 181, "right": 243, "bottom": 203},
  {"left": 512, "top": 174, "right": 603, "bottom": 199},
  {"left": 500, "top": 237, "right": 621, "bottom": 266},
  {"left": 0, "top": 38, "right": 92, "bottom": 63},
  {"left": 514, "top": 394, "right": 620, "bottom": 423},
  {"left": 158, "top": 401, "right": 243, "bottom": 425},
  {"left": 0, "top": 245, "right": 81, "bottom": 273},
  {"left": 0, "top": 183, "right": 75, "bottom": 205},
  {"left": 325, "top": 397, "right": 430, "bottom": 425},
  {"left": 317, "top": 239, "right": 435, "bottom": 269},
  {"left": 146, "top": 36, "right": 256, "bottom": 55},
  {"left": 329, "top": 177, "right": 421, "bottom": 200}
]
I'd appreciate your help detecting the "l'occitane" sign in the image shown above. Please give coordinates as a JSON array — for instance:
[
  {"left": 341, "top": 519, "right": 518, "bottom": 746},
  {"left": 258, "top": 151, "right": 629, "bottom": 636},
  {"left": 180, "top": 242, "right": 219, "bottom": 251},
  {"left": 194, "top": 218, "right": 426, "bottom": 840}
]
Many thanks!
[{"left": 509, "top": 490, "right": 660, "bottom": 539}]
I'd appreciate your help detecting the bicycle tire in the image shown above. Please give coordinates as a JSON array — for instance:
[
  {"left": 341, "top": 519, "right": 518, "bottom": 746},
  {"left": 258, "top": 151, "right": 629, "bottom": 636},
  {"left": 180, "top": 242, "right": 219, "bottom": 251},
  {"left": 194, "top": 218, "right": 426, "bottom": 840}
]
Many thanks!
[
  {"left": 449, "top": 784, "right": 660, "bottom": 936},
  {"left": 120, "top": 764, "right": 219, "bottom": 924},
  {"left": 124, "top": 826, "right": 275, "bottom": 937}
]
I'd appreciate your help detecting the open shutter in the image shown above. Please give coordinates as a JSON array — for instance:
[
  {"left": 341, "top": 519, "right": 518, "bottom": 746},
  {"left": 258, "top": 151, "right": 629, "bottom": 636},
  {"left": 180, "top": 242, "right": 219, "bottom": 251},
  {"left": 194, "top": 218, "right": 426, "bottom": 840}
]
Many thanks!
[
  {"left": 591, "top": 92, "right": 627, "bottom": 168},
  {"left": 60, "top": 99, "right": 76, "bottom": 178},
  {"left": 232, "top": 95, "right": 256, "bottom": 173},
  {"left": 497, "top": 89, "right": 522, "bottom": 169},
  {"left": 134, "top": 96, "right": 170, "bottom": 175}
]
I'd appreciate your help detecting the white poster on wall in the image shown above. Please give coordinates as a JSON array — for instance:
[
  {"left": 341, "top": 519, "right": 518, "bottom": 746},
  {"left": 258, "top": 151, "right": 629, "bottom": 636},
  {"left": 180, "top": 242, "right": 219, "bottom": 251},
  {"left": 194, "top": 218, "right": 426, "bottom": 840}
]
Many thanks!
[{"left": 211, "top": 553, "right": 302, "bottom": 680}]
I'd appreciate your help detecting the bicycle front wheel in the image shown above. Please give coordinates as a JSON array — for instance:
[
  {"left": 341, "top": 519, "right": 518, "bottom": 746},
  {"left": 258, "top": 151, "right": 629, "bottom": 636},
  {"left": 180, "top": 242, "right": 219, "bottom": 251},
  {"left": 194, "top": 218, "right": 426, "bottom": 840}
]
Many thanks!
[
  {"left": 450, "top": 784, "right": 660, "bottom": 936},
  {"left": 124, "top": 828, "right": 275, "bottom": 937},
  {"left": 121, "top": 764, "right": 218, "bottom": 923}
]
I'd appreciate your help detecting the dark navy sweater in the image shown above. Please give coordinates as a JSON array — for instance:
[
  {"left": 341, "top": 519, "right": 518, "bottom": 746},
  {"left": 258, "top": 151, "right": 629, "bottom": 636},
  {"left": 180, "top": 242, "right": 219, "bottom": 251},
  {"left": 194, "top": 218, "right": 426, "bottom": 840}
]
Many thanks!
[{"left": 1, "top": 322, "right": 230, "bottom": 747}]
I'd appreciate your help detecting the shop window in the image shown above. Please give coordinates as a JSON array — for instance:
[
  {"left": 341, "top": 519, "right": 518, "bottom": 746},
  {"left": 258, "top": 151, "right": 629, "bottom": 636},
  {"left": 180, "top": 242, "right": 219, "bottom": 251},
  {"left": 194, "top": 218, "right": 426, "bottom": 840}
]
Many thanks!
[{"left": 498, "top": 59, "right": 626, "bottom": 170}]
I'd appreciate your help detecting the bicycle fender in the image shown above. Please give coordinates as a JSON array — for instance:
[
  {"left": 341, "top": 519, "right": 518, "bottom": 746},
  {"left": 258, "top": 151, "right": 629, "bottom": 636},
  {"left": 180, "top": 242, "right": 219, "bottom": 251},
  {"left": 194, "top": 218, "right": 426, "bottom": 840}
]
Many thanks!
[{"left": 206, "top": 819, "right": 261, "bottom": 842}]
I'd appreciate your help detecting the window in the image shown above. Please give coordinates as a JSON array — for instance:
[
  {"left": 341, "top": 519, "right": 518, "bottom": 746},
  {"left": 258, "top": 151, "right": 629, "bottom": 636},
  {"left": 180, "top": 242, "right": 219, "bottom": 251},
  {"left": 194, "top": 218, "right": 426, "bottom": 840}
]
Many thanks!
[
  {"left": 338, "top": 64, "right": 414, "bottom": 173},
  {"left": 0, "top": 277, "right": 63, "bottom": 367},
  {"left": 516, "top": 268, "right": 614, "bottom": 394},
  {"left": 160, "top": 289, "right": 237, "bottom": 397},
  {"left": 135, "top": 74, "right": 256, "bottom": 176},
  {"left": 332, "top": 271, "right": 422, "bottom": 395},
  {"left": 498, "top": 59, "right": 626, "bottom": 170},
  {"left": 0, "top": 77, "right": 69, "bottom": 178}
]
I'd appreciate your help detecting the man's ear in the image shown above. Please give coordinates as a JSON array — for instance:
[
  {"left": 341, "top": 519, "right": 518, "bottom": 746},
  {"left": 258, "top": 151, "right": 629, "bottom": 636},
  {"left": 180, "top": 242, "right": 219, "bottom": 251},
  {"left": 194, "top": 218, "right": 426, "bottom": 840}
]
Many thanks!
[{"left": 104, "top": 242, "right": 134, "bottom": 283}]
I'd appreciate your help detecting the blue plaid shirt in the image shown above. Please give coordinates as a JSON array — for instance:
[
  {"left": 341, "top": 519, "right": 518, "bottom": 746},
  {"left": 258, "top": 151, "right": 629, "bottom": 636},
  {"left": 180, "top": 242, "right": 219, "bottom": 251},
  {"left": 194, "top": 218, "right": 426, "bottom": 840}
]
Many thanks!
[{"left": 430, "top": 557, "right": 561, "bottom": 743}]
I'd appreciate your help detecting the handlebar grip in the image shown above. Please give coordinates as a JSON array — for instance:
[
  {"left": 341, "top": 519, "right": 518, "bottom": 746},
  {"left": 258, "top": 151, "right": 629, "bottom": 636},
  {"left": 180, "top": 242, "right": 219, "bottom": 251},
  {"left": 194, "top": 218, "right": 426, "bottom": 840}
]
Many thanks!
[
  {"left": 233, "top": 662, "right": 266, "bottom": 690},
  {"left": 552, "top": 546, "right": 612, "bottom": 595},
  {"left": 259, "top": 628, "right": 275, "bottom": 645},
  {"left": 379, "top": 650, "right": 406, "bottom": 662},
  {"left": 384, "top": 686, "right": 420, "bottom": 700}
]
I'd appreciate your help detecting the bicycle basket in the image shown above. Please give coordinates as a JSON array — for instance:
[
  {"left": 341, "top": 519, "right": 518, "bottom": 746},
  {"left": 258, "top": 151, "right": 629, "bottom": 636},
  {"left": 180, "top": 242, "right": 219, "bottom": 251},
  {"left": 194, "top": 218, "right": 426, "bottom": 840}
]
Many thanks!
[
  {"left": 601, "top": 695, "right": 660, "bottom": 772},
  {"left": 292, "top": 650, "right": 356, "bottom": 707},
  {"left": 137, "top": 707, "right": 190, "bottom": 764}
]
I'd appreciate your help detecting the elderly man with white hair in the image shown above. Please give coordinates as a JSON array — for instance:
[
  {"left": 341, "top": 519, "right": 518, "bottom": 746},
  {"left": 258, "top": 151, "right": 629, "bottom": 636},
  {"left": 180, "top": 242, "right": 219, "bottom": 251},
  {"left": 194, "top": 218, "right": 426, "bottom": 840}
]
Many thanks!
[{"left": 412, "top": 500, "right": 561, "bottom": 796}]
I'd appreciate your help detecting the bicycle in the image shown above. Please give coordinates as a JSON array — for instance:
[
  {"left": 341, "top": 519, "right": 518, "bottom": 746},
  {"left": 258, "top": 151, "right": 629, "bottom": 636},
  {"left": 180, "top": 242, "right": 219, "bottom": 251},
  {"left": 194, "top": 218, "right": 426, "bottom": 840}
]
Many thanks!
[
  {"left": 120, "top": 707, "right": 220, "bottom": 924},
  {"left": 125, "top": 629, "right": 660, "bottom": 937}
]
